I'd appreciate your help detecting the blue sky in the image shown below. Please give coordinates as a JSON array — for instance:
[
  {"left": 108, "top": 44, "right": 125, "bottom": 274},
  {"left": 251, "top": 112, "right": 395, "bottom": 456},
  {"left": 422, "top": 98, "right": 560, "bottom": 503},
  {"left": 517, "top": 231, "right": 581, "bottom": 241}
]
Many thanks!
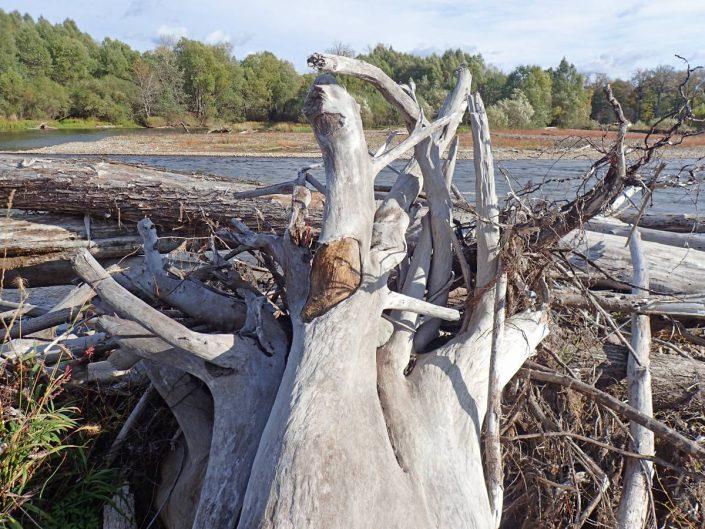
[{"left": 2, "top": 0, "right": 704, "bottom": 77}]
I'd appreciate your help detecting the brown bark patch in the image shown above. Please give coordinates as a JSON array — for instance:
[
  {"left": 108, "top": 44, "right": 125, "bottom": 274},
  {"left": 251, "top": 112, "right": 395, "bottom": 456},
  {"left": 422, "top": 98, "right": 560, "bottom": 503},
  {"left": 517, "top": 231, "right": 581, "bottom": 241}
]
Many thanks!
[
  {"left": 301, "top": 238, "right": 361, "bottom": 322},
  {"left": 311, "top": 112, "right": 344, "bottom": 136}
]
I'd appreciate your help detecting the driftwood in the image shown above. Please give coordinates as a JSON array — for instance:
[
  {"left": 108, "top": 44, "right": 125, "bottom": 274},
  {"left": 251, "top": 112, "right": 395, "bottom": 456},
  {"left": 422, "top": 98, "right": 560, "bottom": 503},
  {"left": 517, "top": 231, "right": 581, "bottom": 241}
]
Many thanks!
[
  {"left": 122, "top": 218, "right": 248, "bottom": 331},
  {"left": 2, "top": 55, "right": 703, "bottom": 529},
  {"left": 74, "top": 248, "right": 288, "bottom": 528},
  {"left": 102, "top": 485, "right": 136, "bottom": 529},
  {"left": 582, "top": 342, "right": 705, "bottom": 410},
  {"left": 563, "top": 229, "right": 705, "bottom": 294},
  {"left": 587, "top": 216, "right": 705, "bottom": 251},
  {"left": 616, "top": 231, "right": 654, "bottom": 529},
  {"left": 615, "top": 211, "right": 705, "bottom": 233},
  {"left": 106, "top": 385, "right": 156, "bottom": 465},
  {"left": 1, "top": 333, "right": 113, "bottom": 364},
  {"left": 472, "top": 92, "right": 505, "bottom": 528},
  {"left": 0, "top": 155, "right": 313, "bottom": 233},
  {"left": 147, "top": 361, "right": 213, "bottom": 529},
  {"left": 0, "top": 157, "right": 482, "bottom": 288},
  {"left": 3, "top": 305, "right": 88, "bottom": 340},
  {"left": 554, "top": 290, "right": 705, "bottom": 319},
  {"left": 6, "top": 263, "right": 120, "bottom": 341},
  {"left": 0, "top": 214, "right": 180, "bottom": 287},
  {"left": 0, "top": 299, "right": 48, "bottom": 318}
]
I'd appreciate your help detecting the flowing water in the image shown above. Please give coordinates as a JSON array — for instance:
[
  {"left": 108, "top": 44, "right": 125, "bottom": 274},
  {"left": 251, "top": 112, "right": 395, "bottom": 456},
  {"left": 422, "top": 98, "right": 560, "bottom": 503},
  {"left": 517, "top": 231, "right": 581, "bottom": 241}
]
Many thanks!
[
  {"left": 0, "top": 128, "right": 172, "bottom": 151},
  {"left": 110, "top": 155, "right": 704, "bottom": 216},
  {"left": 0, "top": 130, "right": 702, "bottom": 215}
]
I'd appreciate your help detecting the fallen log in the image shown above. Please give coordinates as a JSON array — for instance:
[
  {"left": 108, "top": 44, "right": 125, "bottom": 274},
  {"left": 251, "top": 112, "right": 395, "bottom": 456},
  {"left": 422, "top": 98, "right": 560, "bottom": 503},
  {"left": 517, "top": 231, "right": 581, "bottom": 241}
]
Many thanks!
[
  {"left": 562, "top": 230, "right": 705, "bottom": 294},
  {"left": 602, "top": 343, "right": 705, "bottom": 410},
  {"left": 0, "top": 214, "right": 181, "bottom": 287},
  {"left": 3, "top": 305, "right": 88, "bottom": 341},
  {"left": 0, "top": 299, "right": 48, "bottom": 318},
  {"left": 615, "top": 211, "right": 704, "bottom": 233},
  {"left": 547, "top": 329, "right": 705, "bottom": 411},
  {"left": 2, "top": 213, "right": 136, "bottom": 249},
  {"left": 0, "top": 155, "right": 312, "bottom": 233},
  {"left": 0, "top": 332, "right": 113, "bottom": 363},
  {"left": 554, "top": 290, "right": 705, "bottom": 319},
  {"left": 587, "top": 216, "right": 705, "bottom": 252}
]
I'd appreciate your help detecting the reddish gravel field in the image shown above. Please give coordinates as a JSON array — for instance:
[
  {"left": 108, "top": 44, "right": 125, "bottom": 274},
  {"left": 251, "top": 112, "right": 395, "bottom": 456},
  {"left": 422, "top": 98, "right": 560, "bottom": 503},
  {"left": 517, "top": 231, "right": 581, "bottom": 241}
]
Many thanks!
[{"left": 13, "top": 127, "right": 705, "bottom": 160}]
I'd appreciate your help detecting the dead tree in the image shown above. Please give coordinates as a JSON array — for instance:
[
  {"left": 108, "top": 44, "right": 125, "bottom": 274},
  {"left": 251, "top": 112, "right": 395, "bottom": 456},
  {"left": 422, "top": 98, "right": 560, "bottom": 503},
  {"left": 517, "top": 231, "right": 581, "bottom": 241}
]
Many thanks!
[{"left": 58, "top": 57, "right": 547, "bottom": 529}]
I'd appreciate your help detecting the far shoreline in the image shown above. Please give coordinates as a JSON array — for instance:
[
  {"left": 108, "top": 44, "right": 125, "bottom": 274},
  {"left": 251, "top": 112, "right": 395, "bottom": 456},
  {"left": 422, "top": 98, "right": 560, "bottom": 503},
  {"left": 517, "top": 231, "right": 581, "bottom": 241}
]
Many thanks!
[
  {"left": 2, "top": 127, "right": 704, "bottom": 161},
  {"left": 5, "top": 148, "right": 703, "bottom": 162}
]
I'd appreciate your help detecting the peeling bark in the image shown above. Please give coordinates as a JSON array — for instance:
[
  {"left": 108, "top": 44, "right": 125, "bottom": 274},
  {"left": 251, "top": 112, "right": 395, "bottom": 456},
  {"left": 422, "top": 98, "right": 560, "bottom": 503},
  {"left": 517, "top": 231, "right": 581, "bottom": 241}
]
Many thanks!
[
  {"left": 302, "top": 237, "right": 361, "bottom": 321},
  {"left": 0, "top": 155, "right": 315, "bottom": 233}
]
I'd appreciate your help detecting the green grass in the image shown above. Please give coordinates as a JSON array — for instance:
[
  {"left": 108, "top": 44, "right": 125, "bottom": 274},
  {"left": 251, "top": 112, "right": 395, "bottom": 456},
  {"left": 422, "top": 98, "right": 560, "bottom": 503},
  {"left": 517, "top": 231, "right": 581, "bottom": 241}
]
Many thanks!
[
  {"left": 0, "top": 117, "right": 314, "bottom": 132},
  {"left": 0, "top": 358, "right": 121, "bottom": 528},
  {"left": 0, "top": 118, "right": 142, "bottom": 132}
]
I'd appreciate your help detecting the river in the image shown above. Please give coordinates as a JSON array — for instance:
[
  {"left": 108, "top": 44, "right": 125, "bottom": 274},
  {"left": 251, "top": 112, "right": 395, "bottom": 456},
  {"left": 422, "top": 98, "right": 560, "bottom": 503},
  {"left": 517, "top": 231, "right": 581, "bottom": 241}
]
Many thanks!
[
  {"left": 0, "top": 129, "right": 702, "bottom": 215},
  {"left": 0, "top": 128, "right": 170, "bottom": 151},
  {"left": 84, "top": 155, "right": 705, "bottom": 216}
]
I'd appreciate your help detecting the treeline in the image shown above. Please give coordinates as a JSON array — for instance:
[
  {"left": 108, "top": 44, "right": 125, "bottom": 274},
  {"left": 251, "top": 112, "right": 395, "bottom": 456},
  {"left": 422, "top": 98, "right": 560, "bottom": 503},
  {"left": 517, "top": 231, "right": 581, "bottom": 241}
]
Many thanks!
[
  {"left": 0, "top": 10, "right": 305, "bottom": 126},
  {"left": 0, "top": 9, "right": 703, "bottom": 130}
]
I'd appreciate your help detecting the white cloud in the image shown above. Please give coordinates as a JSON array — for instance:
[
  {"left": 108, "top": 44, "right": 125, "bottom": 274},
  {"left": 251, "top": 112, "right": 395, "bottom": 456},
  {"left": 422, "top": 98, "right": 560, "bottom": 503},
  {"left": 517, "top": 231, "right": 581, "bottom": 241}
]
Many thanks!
[
  {"left": 205, "top": 29, "right": 230, "bottom": 45},
  {"left": 156, "top": 24, "right": 188, "bottom": 41},
  {"left": 124, "top": 0, "right": 162, "bottom": 18},
  {"left": 6, "top": 0, "right": 705, "bottom": 77}
]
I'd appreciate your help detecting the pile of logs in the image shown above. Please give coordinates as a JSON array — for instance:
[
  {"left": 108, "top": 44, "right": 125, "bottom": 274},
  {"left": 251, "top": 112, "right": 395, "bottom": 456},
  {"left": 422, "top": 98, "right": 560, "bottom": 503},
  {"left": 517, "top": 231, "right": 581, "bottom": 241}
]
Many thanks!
[
  {"left": 2, "top": 152, "right": 704, "bottom": 527},
  {"left": 1, "top": 53, "right": 704, "bottom": 529}
]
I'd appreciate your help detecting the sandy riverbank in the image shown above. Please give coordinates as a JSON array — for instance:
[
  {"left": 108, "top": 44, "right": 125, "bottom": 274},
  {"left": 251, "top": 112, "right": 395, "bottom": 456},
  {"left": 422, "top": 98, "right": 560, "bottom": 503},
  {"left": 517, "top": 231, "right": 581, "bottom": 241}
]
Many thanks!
[{"left": 5, "top": 128, "right": 705, "bottom": 160}]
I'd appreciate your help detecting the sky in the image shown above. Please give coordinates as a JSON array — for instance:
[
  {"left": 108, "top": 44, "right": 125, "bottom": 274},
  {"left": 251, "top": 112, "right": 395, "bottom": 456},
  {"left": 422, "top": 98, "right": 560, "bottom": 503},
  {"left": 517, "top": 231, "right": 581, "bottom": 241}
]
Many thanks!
[{"left": 2, "top": 0, "right": 704, "bottom": 78}]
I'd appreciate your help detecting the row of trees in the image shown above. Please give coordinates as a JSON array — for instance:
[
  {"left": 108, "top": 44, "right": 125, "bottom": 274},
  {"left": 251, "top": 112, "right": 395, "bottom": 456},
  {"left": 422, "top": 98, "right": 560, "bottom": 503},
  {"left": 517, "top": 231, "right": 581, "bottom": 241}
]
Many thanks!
[
  {"left": 0, "top": 9, "right": 703, "bottom": 129},
  {"left": 0, "top": 10, "right": 304, "bottom": 125},
  {"left": 350, "top": 46, "right": 594, "bottom": 128}
]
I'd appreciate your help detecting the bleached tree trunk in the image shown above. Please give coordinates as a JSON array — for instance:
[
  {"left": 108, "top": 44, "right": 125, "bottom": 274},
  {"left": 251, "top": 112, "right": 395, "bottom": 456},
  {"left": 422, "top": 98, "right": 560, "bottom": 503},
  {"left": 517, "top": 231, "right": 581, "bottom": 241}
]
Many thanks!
[{"left": 617, "top": 231, "right": 654, "bottom": 529}]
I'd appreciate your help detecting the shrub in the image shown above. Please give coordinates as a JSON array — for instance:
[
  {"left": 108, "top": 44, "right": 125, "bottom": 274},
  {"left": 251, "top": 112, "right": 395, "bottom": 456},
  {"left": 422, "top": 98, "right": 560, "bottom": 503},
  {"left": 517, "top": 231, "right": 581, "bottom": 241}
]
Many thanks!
[
  {"left": 0, "top": 356, "right": 120, "bottom": 528},
  {"left": 492, "top": 89, "right": 535, "bottom": 129},
  {"left": 0, "top": 361, "right": 77, "bottom": 525},
  {"left": 486, "top": 105, "right": 509, "bottom": 129},
  {"left": 631, "top": 118, "right": 693, "bottom": 133}
]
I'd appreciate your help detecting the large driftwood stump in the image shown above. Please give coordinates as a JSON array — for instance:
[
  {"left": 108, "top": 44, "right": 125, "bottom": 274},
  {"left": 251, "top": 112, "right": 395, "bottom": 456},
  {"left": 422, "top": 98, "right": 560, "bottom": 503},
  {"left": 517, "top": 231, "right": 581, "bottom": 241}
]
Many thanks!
[{"left": 55, "top": 58, "right": 547, "bottom": 529}]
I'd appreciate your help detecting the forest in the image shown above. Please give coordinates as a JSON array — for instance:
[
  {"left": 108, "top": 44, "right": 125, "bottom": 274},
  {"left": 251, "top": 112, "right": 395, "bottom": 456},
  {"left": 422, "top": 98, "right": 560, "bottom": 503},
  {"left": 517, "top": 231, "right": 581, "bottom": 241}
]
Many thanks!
[{"left": 1, "top": 9, "right": 704, "bottom": 130}]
